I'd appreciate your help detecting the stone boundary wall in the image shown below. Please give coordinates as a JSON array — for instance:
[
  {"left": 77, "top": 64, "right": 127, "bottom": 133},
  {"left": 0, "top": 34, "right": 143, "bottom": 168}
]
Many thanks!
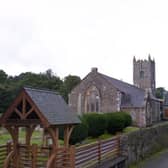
[{"left": 120, "top": 122, "right": 168, "bottom": 165}]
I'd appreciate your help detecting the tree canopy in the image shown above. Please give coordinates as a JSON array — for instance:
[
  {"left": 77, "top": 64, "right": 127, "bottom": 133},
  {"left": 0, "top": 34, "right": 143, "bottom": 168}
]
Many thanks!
[
  {"left": 0, "top": 69, "right": 81, "bottom": 113},
  {"left": 60, "top": 75, "right": 81, "bottom": 102},
  {"left": 155, "top": 87, "right": 166, "bottom": 99}
]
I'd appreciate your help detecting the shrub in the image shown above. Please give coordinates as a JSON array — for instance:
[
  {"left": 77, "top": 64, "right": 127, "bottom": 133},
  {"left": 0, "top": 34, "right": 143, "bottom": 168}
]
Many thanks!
[
  {"left": 105, "top": 112, "right": 125, "bottom": 134},
  {"left": 83, "top": 113, "right": 106, "bottom": 138},
  {"left": 69, "top": 122, "right": 88, "bottom": 145},
  {"left": 59, "top": 116, "right": 88, "bottom": 145},
  {"left": 120, "top": 111, "right": 132, "bottom": 127}
]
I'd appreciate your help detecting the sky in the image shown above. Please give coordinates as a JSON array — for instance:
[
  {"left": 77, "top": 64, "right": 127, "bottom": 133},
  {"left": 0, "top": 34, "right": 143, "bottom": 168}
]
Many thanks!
[{"left": 0, "top": 0, "right": 168, "bottom": 89}]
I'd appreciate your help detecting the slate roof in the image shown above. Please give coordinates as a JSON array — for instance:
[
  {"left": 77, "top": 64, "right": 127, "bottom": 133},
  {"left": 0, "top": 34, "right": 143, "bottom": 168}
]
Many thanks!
[
  {"left": 24, "top": 87, "right": 80, "bottom": 125},
  {"left": 99, "top": 73, "right": 146, "bottom": 108}
]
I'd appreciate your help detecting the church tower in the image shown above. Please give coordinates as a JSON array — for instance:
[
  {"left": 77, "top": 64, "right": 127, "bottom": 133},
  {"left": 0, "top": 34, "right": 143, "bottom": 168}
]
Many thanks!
[{"left": 133, "top": 55, "right": 156, "bottom": 95}]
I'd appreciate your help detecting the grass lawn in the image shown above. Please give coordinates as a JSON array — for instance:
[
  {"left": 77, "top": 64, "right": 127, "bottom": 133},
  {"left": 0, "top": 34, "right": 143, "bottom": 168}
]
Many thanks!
[
  {"left": 0, "top": 128, "right": 43, "bottom": 145},
  {"left": 81, "top": 126, "right": 139, "bottom": 145},
  {"left": 0, "top": 126, "right": 139, "bottom": 146},
  {"left": 81, "top": 133, "right": 114, "bottom": 145},
  {"left": 123, "top": 126, "right": 140, "bottom": 134}
]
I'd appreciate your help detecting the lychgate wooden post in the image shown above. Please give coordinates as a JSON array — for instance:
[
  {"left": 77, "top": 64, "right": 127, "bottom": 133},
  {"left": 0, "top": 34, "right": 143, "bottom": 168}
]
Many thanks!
[
  {"left": 5, "top": 126, "right": 20, "bottom": 168},
  {"left": 69, "top": 145, "right": 75, "bottom": 168},
  {"left": 6, "top": 141, "right": 12, "bottom": 155},
  {"left": 32, "top": 144, "right": 38, "bottom": 168}
]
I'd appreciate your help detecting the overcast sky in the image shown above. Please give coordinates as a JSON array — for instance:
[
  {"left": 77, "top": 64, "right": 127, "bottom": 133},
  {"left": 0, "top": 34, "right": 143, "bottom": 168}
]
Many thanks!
[{"left": 0, "top": 0, "right": 168, "bottom": 89}]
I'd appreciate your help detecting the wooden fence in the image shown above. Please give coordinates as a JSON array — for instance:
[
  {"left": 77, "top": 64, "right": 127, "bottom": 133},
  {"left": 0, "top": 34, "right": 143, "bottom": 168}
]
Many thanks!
[
  {"left": 0, "top": 136, "right": 120, "bottom": 168},
  {"left": 75, "top": 136, "right": 120, "bottom": 168},
  {"left": 0, "top": 145, "right": 7, "bottom": 167}
]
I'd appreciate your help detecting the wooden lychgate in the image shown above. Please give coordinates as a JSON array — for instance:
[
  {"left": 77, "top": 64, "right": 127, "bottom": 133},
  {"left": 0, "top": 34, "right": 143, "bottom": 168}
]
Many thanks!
[{"left": 0, "top": 87, "right": 80, "bottom": 168}]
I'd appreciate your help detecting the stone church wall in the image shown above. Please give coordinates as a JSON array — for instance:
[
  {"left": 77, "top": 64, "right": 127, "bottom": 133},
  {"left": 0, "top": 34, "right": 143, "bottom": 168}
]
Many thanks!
[
  {"left": 151, "top": 100, "right": 161, "bottom": 123},
  {"left": 69, "top": 71, "right": 119, "bottom": 114},
  {"left": 122, "top": 107, "right": 146, "bottom": 127}
]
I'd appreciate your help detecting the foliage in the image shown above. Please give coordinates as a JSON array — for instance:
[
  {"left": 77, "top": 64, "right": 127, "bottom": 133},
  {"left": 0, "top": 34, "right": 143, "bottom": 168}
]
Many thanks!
[
  {"left": 0, "top": 84, "right": 20, "bottom": 113},
  {"left": 69, "top": 112, "right": 132, "bottom": 144},
  {"left": 123, "top": 126, "right": 139, "bottom": 134},
  {"left": 70, "top": 112, "right": 132, "bottom": 144},
  {"left": 60, "top": 75, "right": 81, "bottom": 102},
  {"left": 59, "top": 117, "right": 88, "bottom": 145},
  {"left": 155, "top": 87, "right": 166, "bottom": 99},
  {"left": 69, "top": 122, "right": 88, "bottom": 145},
  {"left": 0, "top": 69, "right": 80, "bottom": 113},
  {"left": 83, "top": 113, "right": 106, "bottom": 138},
  {"left": 119, "top": 111, "right": 132, "bottom": 127},
  {"left": 105, "top": 112, "right": 126, "bottom": 134},
  {"left": 0, "top": 70, "right": 8, "bottom": 83}
]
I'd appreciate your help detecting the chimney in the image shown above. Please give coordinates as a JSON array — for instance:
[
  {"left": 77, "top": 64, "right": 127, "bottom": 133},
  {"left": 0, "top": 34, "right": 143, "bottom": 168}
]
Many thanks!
[{"left": 91, "top": 67, "right": 98, "bottom": 73}]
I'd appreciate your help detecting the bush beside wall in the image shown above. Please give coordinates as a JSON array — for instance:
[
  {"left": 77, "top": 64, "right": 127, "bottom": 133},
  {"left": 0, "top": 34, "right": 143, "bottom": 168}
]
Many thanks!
[
  {"left": 60, "top": 111, "right": 132, "bottom": 145},
  {"left": 105, "top": 113, "right": 125, "bottom": 134},
  {"left": 83, "top": 113, "right": 106, "bottom": 138}
]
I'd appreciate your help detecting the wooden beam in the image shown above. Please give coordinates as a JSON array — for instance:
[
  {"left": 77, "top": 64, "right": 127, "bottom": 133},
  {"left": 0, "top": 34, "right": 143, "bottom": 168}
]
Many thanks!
[
  {"left": 69, "top": 146, "right": 75, "bottom": 168},
  {"left": 1, "top": 91, "right": 24, "bottom": 123},
  {"left": 25, "top": 107, "right": 34, "bottom": 118},
  {"left": 3, "top": 151, "right": 14, "bottom": 168},
  {"left": 64, "top": 125, "right": 74, "bottom": 147},
  {"left": 47, "top": 127, "right": 59, "bottom": 149},
  {"left": 46, "top": 151, "right": 57, "bottom": 168},
  {"left": 14, "top": 108, "right": 23, "bottom": 119},
  {"left": 25, "top": 125, "right": 36, "bottom": 146},
  {"left": 22, "top": 96, "right": 26, "bottom": 117},
  {"left": 5, "top": 126, "right": 19, "bottom": 168},
  {"left": 31, "top": 144, "right": 38, "bottom": 168},
  {"left": 1, "top": 89, "right": 50, "bottom": 128},
  {"left": 5, "top": 126, "right": 19, "bottom": 145},
  {"left": 46, "top": 127, "right": 59, "bottom": 168}
]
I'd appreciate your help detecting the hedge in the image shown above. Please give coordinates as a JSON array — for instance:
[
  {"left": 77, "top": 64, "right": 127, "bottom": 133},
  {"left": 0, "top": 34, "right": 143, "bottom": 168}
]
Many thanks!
[
  {"left": 119, "top": 111, "right": 132, "bottom": 127},
  {"left": 105, "top": 112, "right": 132, "bottom": 134},
  {"left": 59, "top": 112, "right": 132, "bottom": 144},
  {"left": 105, "top": 113, "right": 124, "bottom": 134},
  {"left": 83, "top": 113, "right": 106, "bottom": 138},
  {"left": 59, "top": 116, "right": 88, "bottom": 145},
  {"left": 69, "top": 121, "right": 88, "bottom": 145}
]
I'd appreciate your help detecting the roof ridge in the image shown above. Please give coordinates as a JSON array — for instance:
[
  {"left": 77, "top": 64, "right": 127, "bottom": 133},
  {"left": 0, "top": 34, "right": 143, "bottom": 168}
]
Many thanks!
[{"left": 24, "top": 86, "right": 59, "bottom": 95}]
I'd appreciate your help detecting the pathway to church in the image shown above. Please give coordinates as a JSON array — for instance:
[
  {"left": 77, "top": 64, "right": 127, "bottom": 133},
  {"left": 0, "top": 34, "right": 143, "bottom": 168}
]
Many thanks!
[{"left": 140, "top": 149, "right": 168, "bottom": 168}]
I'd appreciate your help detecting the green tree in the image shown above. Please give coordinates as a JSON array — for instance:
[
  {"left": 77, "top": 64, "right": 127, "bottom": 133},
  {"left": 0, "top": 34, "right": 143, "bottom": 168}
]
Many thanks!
[
  {"left": 0, "top": 69, "right": 81, "bottom": 113},
  {"left": 0, "top": 84, "right": 19, "bottom": 113},
  {"left": 61, "top": 75, "right": 81, "bottom": 102},
  {"left": 0, "top": 70, "right": 8, "bottom": 83},
  {"left": 0, "top": 70, "right": 64, "bottom": 113},
  {"left": 155, "top": 87, "right": 166, "bottom": 99}
]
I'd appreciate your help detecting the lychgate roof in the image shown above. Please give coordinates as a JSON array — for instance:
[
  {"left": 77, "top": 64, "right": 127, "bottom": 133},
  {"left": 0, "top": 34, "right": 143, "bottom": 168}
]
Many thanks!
[
  {"left": 24, "top": 87, "right": 80, "bottom": 125},
  {"left": 0, "top": 87, "right": 80, "bottom": 127}
]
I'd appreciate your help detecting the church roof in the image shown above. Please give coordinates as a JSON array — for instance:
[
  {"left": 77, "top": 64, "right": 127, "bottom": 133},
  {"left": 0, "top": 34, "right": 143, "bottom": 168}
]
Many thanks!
[
  {"left": 24, "top": 87, "right": 80, "bottom": 125},
  {"left": 99, "top": 73, "right": 146, "bottom": 108}
]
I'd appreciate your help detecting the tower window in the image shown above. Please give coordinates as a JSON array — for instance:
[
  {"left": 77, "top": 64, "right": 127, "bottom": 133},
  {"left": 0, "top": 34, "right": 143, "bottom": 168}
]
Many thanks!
[{"left": 140, "top": 71, "right": 144, "bottom": 79}]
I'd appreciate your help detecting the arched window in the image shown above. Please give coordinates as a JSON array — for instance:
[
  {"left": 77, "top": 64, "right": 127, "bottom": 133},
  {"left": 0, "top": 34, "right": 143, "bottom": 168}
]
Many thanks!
[
  {"left": 85, "top": 86, "right": 101, "bottom": 113},
  {"left": 140, "top": 71, "right": 144, "bottom": 79}
]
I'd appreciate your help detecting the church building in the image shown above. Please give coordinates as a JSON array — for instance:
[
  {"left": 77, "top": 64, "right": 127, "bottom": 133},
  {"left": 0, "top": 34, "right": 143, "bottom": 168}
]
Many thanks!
[{"left": 69, "top": 56, "right": 161, "bottom": 127}]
